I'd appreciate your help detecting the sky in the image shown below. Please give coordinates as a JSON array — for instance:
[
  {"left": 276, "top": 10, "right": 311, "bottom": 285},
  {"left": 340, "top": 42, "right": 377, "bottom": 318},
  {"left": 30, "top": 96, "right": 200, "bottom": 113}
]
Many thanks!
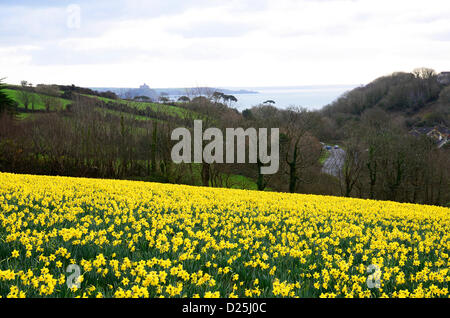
[{"left": 1, "top": 0, "right": 450, "bottom": 88}]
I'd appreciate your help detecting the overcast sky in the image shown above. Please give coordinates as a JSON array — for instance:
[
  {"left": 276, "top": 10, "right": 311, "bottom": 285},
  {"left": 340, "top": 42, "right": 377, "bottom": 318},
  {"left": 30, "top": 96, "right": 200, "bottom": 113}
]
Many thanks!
[{"left": 1, "top": 0, "right": 450, "bottom": 88}]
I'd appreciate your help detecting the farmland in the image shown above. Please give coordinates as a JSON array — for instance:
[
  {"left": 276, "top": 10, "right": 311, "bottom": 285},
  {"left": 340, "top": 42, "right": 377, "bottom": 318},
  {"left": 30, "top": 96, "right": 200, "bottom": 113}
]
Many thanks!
[
  {"left": 80, "top": 94, "right": 195, "bottom": 119},
  {"left": 4, "top": 89, "right": 72, "bottom": 111},
  {"left": 4, "top": 86, "right": 199, "bottom": 122},
  {"left": 0, "top": 172, "right": 448, "bottom": 298}
]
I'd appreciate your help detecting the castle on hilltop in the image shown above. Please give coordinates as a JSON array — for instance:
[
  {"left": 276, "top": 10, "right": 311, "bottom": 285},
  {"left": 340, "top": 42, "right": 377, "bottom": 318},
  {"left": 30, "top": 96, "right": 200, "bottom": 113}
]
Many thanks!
[
  {"left": 134, "top": 83, "right": 158, "bottom": 100},
  {"left": 120, "top": 83, "right": 158, "bottom": 101},
  {"left": 140, "top": 83, "right": 151, "bottom": 90}
]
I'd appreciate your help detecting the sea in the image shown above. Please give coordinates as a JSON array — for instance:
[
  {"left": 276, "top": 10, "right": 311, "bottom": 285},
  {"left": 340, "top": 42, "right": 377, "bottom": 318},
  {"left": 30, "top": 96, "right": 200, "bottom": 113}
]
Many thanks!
[{"left": 168, "top": 85, "right": 358, "bottom": 111}]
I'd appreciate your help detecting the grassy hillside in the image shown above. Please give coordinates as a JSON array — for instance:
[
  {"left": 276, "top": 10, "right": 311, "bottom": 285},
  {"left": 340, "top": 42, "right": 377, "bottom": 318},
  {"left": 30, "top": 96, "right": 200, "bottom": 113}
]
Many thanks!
[
  {"left": 189, "top": 164, "right": 259, "bottom": 190},
  {"left": 0, "top": 172, "right": 448, "bottom": 298},
  {"left": 4, "top": 88, "right": 72, "bottom": 111},
  {"left": 80, "top": 93, "right": 200, "bottom": 119},
  {"left": 4, "top": 85, "right": 201, "bottom": 123},
  {"left": 94, "top": 107, "right": 163, "bottom": 123}
]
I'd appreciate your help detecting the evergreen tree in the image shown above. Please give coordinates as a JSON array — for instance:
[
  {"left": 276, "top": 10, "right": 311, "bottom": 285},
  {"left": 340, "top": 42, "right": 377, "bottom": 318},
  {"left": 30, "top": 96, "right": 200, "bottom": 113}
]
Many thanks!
[{"left": 0, "top": 79, "right": 16, "bottom": 114}]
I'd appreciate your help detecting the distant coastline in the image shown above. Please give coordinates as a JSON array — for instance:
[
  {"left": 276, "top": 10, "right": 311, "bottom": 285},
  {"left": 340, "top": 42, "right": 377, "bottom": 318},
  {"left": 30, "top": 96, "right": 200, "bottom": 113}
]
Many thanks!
[
  {"left": 91, "top": 84, "right": 358, "bottom": 110},
  {"left": 91, "top": 86, "right": 259, "bottom": 96},
  {"left": 225, "top": 85, "right": 358, "bottom": 110}
]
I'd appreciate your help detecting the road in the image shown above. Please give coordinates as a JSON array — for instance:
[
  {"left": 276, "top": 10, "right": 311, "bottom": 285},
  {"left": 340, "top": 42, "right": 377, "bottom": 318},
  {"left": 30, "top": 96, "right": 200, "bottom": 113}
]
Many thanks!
[{"left": 322, "top": 148, "right": 345, "bottom": 177}]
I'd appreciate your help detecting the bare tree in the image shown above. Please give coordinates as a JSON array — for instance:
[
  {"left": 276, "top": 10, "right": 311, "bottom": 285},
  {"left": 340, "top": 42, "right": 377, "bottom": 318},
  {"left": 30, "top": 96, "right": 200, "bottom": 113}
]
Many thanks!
[
  {"left": 281, "top": 107, "right": 322, "bottom": 193},
  {"left": 412, "top": 67, "right": 436, "bottom": 80},
  {"left": 339, "top": 138, "right": 364, "bottom": 197},
  {"left": 18, "top": 81, "right": 33, "bottom": 110},
  {"left": 36, "top": 85, "right": 61, "bottom": 112}
]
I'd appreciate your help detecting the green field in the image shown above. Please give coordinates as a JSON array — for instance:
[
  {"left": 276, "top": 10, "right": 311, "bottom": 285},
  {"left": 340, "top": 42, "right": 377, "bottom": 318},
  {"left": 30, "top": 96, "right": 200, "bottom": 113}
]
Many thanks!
[
  {"left": 81, "top": 94, "right": 198, "bottom": 119},
  {"left": 5, "top": 86, "right": 203, "bottom": 122},
  {"left": 94, "top": 107, "right": 166, "bottom": 123},
  {"left": 190, "top": 164, "right": 258, "bottom": 190},
  {"left": 5, "top": 89, "right": 71, "bottom": 111}
]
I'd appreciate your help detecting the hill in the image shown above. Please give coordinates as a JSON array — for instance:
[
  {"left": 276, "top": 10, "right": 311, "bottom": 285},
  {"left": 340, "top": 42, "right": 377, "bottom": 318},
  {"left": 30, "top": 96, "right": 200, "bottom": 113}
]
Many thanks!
[
  {"left": 1, "top": 82, "right": 254, "bottom": 191},
  {"left": 4, "top": 83, "right": 201, "bottom": 122},
  {"left": 1, "top": 70, "right": 449, "bottom": 207},
  {"left": 0, "top": 172, "right": 449, "bottom": 298},
  {"left": 322, "top": 68, "right": 450, "bottom": 129},
  {"left": 4, "top": 88, "right": 72, "bottom": 112}
]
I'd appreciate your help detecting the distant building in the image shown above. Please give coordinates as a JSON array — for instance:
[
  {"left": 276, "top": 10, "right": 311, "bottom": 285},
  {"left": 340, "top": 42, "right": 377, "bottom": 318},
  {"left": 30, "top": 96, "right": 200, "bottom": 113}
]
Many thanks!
[
  {"left": 437, "top": 72, "right": 450, "bottom": 85},
  {"left": 410, "top": 126, "right": 450, "bottom": 148},
  {"left": 122, "top": 83, "right": 158, "bottom": 101}
]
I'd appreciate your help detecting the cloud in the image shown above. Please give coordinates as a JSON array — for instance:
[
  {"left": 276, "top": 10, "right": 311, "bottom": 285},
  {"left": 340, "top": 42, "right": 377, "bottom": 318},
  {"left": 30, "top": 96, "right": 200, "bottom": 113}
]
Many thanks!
[
  {"left": 168, "top": 21, "right": 256, "bottom": 39},
  {"left": 1, "top": 0, "right": 450, "bottom": 87}
]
